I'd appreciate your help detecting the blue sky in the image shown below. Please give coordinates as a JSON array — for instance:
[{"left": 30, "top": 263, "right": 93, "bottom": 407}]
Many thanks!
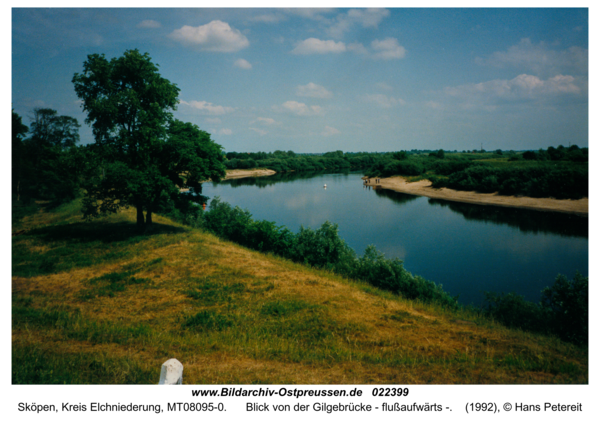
[{"left": 11, "top": 7, "right": 589, "bottom": 153}]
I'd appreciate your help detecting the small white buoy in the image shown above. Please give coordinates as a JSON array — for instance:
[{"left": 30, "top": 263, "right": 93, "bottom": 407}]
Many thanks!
[{"left": 324, "top": 184, "right": 327, "bottom": 189}]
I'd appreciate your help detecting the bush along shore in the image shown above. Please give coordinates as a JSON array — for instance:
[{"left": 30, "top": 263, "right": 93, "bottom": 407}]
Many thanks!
[{"left": 164, "top": 197, "right": 588, "bottom": 348}]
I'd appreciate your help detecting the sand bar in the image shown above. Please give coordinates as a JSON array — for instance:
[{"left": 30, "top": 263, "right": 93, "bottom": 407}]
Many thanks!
[
  {"left": 223, "top": 169, "right": 276, "bottom": 180},
  {"left": 183, "top": 169, "right": 277, "bottom": 191},
  {"left": 365, "top": 176, "right": 588, "bottom": 216}
]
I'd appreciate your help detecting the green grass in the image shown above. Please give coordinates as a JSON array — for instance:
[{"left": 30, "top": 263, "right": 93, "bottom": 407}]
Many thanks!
[
  {"left": 183, "top": 310, "right": 236, "bottom": 332},
  {"left": 11, "top": 198, "right": 588, "bottom": 384},
  {"left": 12, "top": 220, "right": 188, "bottom": 278},
  {"left": 12, "top": 344, "right": 156, "bottom": 384}
]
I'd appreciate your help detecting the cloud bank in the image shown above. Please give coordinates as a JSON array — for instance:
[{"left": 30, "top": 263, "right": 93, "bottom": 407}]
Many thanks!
[{"left": 169, "top": 20, "right": 249, "bottom": 52}]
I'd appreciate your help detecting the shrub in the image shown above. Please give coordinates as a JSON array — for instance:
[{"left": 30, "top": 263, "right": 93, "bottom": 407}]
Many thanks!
[
  {"left": 349, "top": 245, "right": 408, "bottom": 294},
  {"left": 292, "top": 222, "right": 356, "bottom": 270},
  {"left": 541, "top": 272, "right": 588, "bottom": 346},
  {"left": 483, "top": 292, "right": 549, "bottom": 334},
  {"left": 203, "top": 197, "right": 253, "bottom": 245},
  {"left": 484, "top": 273, "right": 588, "bottom": 347},
  {"left": 246, "top": 220, "right": 296, "bottom": 256},
  {"left": 347, "top": 246, "right": 457, "bottom": 308}
]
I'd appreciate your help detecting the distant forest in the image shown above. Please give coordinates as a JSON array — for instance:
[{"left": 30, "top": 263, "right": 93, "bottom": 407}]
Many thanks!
[{"left": 224, "top": 146, "right": 588, "bottom": 200}]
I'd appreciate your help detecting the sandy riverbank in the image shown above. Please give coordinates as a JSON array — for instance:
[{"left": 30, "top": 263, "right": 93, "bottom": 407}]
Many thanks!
[
  {"left": 365, "top": 176, "right": 588, "bottom": 216},
  {"left": 223, "top": 168, "right": 276, "bottom": 180},
  {"left": 181, "top": 169, "right": 277, "bottom": 191}
]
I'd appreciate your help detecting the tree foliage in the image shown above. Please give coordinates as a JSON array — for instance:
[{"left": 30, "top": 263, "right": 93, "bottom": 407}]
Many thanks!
[
  {"left": 72, "top": 49, "right": 225, "bottom": 226},
  {"left": 12, "top": 110, "right": 28, "bottom": 200},
  {"left": 28, "top": 108, "right": 80, "bottom": 150},
  {"left": 12, "top": 108, "right": 84, "bottom": 203}
]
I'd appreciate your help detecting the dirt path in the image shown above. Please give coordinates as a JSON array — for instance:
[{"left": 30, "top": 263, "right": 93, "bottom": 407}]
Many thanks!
[{"left": 364, "top": 176, "right": 588, "bottom": 216}]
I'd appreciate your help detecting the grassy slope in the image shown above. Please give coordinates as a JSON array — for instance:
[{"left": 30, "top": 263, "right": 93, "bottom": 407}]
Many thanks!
[{"left": 12, "top": 200, "right": 587, "bottom": 384}]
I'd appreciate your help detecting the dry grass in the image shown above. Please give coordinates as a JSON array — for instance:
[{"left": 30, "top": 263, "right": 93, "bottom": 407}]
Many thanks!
[{"left": 12, "top": 201, "right": 588, "bottom": 384}]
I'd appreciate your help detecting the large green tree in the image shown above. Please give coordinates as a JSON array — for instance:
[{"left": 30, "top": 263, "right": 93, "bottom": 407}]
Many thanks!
[{"left": 72, "top": 49, "right": 225, "bottom": 226}]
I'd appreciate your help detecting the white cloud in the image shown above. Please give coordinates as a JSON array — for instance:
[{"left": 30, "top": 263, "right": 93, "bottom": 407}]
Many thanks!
[
  {"left": 137, "top": 20, "right": 161, "bottom": 29},
  {"left": 348, "top": 8, "right": 390, "bottom": 28},
  {"left": 365, "top": 94, "right": 405, "bottom": 108},
  {"left": 290, "top": 36, "right": 406, "bottom": 60},
  {"left": 347, "top": 42, "right": 368, "bottom": 55},
  {"left": 250, "top": 127, "right": 268, "bottom": 136},
  {"left": 545, "top": 75, "right": 583, "bottom": 94},
  {"left": 328, "top": 8, "right": 390, "bottom": 38},
  {"left": 322, "top": 126, "right": 341, "bottom": 136},
  {"left": 275, "top": 101, "right": 324, "bottom": 116},
  {"left": 296, "top": 83, "right": 333, "bottom": 99},
  {"left": 476, "top": 38, "right": 588, "bottom": 76},
  {"left": 371, "top": 38, "right": 406, "bottom": 60},
  {"left": 205, "top": 117, "right": 222, "bottom": 124},
  {"left": 234, "top": 58, "right": 252, "bottom": 69},
  {"left": 169, "top": 20, "right": 249, "bottom": 52},
  {"left": 291, "top": 38, "right": 346, "bottom": 55},
  {"left": 444, "top": 74, "right": 582, "bottom": 103},
  {"left": 218, "top": 128, "right": 232, "bottom": 135},
  {"left": 180, "top": 100, "right": 235, "bottom": 115}
]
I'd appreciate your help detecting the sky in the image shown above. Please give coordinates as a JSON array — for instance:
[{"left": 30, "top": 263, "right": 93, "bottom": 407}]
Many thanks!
[{"left": 11, "top": 7, "right": 589, "bottom": 153}]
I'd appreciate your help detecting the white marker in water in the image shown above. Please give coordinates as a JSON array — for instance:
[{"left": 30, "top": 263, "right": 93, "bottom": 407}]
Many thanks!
[{"left": 324, "top": 184, "right": 327, "bottom": 189}]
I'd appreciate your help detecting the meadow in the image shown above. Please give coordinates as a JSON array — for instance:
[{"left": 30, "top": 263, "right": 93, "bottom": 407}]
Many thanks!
[{"left": 12, "top": 199, "right": 588, "bottom": 384}]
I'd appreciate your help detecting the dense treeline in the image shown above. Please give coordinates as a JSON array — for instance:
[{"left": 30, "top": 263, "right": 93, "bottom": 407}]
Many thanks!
[
  {"left": 364, "top": 146, "right": 588, "bottom": 200},
  {"left": 162, "top": 196, "right": 588, "bottom": 347},
  {"left": 12, "top": 108, "right": 90, "bottom": 205},
  {"left": 433, "top": 164, "right": 588, "bottom": 199},
  {"left": 224, "top": 146, "right": 588, "bottom": 200},
  {"left": 521, "top": 145, "right": 588, "bottom": 162},
  {"left": 224, "top": 150, "right": 384, "bottom": 172}
]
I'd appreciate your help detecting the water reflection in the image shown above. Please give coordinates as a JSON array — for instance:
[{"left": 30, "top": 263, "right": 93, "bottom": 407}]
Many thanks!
[
  {"left": 202, "top": 172, "right": 587, "bottom": 305},
  {"left": 215, "top": 170, "right": 343, "bottom": 189},
  {"left": 427, "top": 198, "right": 588, "bottom": 239},
  {"left": 372, "top": 187, "right": 419, "bottom": 206}
]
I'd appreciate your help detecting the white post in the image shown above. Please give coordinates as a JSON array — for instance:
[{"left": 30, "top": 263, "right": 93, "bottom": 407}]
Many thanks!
[{"left": 158, "top": 358, "right": 183, "bottom": 385}]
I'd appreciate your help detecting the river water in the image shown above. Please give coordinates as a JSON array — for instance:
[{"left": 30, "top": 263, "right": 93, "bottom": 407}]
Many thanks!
[{"left": 202, "top": 171, "right": 588, "bottom": 305}]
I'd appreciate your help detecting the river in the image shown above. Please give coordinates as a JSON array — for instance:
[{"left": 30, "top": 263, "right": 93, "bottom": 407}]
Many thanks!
[{"left": 202, "top": 171, "right": 588, "bottom": 305}]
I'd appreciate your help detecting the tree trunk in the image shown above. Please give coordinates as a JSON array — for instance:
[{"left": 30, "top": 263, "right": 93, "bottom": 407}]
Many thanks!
[
  {"left": 137, "top": 206, "right": 145, "bottom": 226},
  {"left": 146, "top": 210, "right": 153, "bottom": 225}
]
